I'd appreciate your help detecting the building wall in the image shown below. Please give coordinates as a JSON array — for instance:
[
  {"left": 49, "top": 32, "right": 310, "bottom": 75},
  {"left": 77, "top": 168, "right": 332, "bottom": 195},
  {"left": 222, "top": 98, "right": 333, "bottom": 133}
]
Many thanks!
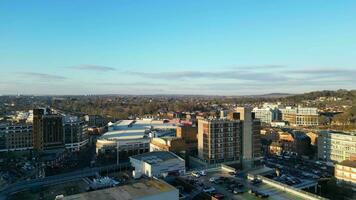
[
  {"left": 130, "top": 156, "right": 185, "bottom": 178},
  {"left": 281, "top": 107, "right": 319, "bottom": 126},
  {"left": 151, "top": 159, "right": 186, "bottom": 177},
  {"left": 0, "top": 124, "right": 33, "bottom": 151},
  {"left": 42, "top": 115, "right": 64, "bottom": 149},
  {"left": 150, "top": 137, "right": 186, "bottom": 153},
  {"left": 306, "top": 132, "right": 318, "bottom": 145},
  {"left": 335, "top": 163, "right": 356, "bottom": 186},
  {"left": 140, "top": 189, "right": 179, "bottom": 200},
  {"left": 33, "top": 108, "right": 64, "bottom": 151},
  {"left": 96, "top": 138, "right": 150, "bottom": 161},
  {"left": 318, "top": 131, "right": 356, "bottom": 162},
  {"left": 252, "top": 120, "right": 262, "bottom": 159},
  {"left": 176, "top": 126, "right": 197, "bottom": 142},
  {"left": 64, "top": 119, "right": 89, "bottom": 151},
  {"left": 253, "top": 108, "right": 280, "bottom": 124},
  {"left": 197, "top": 119, "right": 242, "bottom": 164}
]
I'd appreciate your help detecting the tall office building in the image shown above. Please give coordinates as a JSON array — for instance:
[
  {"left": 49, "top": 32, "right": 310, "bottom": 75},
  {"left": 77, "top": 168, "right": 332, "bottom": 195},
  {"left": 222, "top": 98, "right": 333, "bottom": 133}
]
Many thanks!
[
  {"left": 235, "top": 107, "right": 262, "bottom": 168},
  {"left": 197, "top": 107, "right": 261, "bottom": 168},
  {"left": 63, "top": 116, "right": 89, "bottom": 152},
  {"left": 198, "top": 118, "right": 242, "bottom": 164},
  {"left": 33, "top": 108, "right": 64, "bottom": 151}
]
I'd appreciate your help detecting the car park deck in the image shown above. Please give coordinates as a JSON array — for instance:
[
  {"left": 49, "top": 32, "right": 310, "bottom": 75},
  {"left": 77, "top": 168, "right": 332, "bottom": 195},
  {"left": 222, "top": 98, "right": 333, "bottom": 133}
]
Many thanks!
[{"left": 187, "top": 170, "right": 312, "bottom": 200}]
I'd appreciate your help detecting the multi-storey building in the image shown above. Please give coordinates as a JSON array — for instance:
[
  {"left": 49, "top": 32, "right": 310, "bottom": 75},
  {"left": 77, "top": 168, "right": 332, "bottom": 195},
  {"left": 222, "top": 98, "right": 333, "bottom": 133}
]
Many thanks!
[
  {"left": 33, "top": 108, "right": 64, "bottom": 151},
  {"left": 335, "top": 160, "right": 356, "bottom": 186},
  {"left": 0, "top": 123, "right": 33, "bottom": 151},
  {"left": 252, "top": 107, "right": 280, "bottom": 124},
  {"left": 84, "top": 115, "right": 107, "bottom": 127},
  {"left": 280, "top": 106, "right": 319, "bottom": 126},
  {"left": 197, "top": 107, "right": 261, "bottom": 168},
  {"left": 63, "top": 116, "right": 89, "bottom": 152},
  {"left": 198, "top": 118, "right": 242, "bottom": 165},
  {"left": 318, "top": 131, "right": 356, "bottom": 163}
]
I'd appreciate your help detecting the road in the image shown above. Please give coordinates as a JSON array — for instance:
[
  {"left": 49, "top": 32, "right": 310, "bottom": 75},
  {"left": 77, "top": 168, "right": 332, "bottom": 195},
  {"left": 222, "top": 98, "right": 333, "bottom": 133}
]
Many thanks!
[{"left": 0, "top": 162, "right": 130, "bottom": 200}]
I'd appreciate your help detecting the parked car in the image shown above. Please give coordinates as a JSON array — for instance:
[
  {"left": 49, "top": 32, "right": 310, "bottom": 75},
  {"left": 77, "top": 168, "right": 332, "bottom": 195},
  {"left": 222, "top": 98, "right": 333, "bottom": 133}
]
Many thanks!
[
  {"left": 192, "top": 171, "right": 200, "bottom": 177},
  {"left": 228, "top": 171, "right": 236, "bottom": 176},
  {"left": 203, "top": 186, "right": 216, "bottom": 193},
  {"left": 209, "top": 177, "right": 218, "bottom": 182},
  {"left": 199, "top": 170, "right": 207, "bottom": 176},
  {"left": 251, "top": 179, "right": 262, "bottom": 185},
  {"left": 213, "top": 193, "right": 225, "bottom": 200},
  {"left": 233, "top": 188, "right": 244, "bottom": 194}
]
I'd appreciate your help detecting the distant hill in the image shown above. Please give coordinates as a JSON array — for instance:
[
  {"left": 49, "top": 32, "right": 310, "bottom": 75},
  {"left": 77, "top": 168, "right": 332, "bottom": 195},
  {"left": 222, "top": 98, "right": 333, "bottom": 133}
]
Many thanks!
[
  {"left": 283, "top": 89, "right": 356, "bottom": 101},
  {"left": 243, "top": 93, "right": 293, "bottom": 98},
  {"left": 259, "top": 93, "right": 293, "bottom": 97}
]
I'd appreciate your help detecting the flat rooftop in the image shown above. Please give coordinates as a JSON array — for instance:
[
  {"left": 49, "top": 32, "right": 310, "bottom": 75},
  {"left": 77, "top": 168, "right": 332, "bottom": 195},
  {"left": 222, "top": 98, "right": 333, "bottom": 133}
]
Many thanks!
[
  {"left": 101, "top": 119, "right": 177, "bottom": 140},
  {"left": 63, "top": 179, "right": 177, "bottom": 200},
  {"left": 130, "top": 151, "right": 183, "bottom": 165},
  {"left": 199, "top": 170, "right": 324, "bottom": 200}
]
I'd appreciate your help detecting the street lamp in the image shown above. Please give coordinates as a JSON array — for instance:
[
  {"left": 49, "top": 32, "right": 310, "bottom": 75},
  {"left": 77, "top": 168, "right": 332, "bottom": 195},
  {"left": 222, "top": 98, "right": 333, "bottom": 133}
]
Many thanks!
[{"left": 116, "top": 141, "right": 119, "bottom": 166}]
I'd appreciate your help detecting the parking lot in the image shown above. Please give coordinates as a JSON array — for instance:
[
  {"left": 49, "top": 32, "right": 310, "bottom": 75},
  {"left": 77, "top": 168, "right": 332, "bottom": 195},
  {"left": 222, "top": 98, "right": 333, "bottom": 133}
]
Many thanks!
[{"left": 184, "top": 170, "right": 307, "bottom": 200}]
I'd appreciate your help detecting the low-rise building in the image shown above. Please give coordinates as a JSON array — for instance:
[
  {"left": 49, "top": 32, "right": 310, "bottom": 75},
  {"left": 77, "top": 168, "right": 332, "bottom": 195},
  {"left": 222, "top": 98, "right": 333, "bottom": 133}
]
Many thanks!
[
  {"left": 130, "top": 151, "right": 185, "bottom": 178},
  {"left": 269, "top": 141, "right": 283, "bottom": 155},
  {"left": 268, "top": 130, "right": 311, "bottom": 156}
]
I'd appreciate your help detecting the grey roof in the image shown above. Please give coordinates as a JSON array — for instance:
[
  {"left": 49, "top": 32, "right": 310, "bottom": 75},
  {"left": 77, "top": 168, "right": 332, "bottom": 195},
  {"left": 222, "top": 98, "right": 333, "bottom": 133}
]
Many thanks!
[
  {"left": 63, "top": 179, "right": 176, "bottom": 200},
  {"left": 130, "top": 151, "right": 182, "bottom": 165},
  {"left": 338, "top": 160, "right": 356, "bottom": 168}
]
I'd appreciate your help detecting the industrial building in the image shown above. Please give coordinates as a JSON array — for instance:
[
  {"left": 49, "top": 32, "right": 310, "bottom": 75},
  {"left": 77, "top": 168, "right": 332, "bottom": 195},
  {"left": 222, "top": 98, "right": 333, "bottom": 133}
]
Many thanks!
[
  {"left": 130, "top": 151, "right": 185, "bottom": 178},
  {"left": 96, "top": 119, "right": 178, "bottom": 161}
]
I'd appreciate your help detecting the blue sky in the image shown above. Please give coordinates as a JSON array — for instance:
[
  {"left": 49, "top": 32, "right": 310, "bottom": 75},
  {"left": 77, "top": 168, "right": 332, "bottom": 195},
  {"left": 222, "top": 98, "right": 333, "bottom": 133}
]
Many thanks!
[{"left": 1, "top": 0, "right": 356, "bottom": 95}]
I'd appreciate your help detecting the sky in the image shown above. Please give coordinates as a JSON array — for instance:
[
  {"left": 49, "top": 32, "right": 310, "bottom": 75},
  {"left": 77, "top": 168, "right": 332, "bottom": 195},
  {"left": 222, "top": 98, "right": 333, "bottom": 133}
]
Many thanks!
[{"left": 1, "top": 0, "right": 356, "bottom": 95}]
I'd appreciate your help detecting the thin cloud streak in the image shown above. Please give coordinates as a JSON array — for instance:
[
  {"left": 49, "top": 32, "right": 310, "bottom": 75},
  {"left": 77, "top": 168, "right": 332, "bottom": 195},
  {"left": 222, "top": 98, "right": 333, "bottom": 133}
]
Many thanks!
[
  {"left": 69, "top": 64, "right": 116, "bottom": 71},
  {"left": 20, "top": 72, "right": 66, "bottom": 80},
  {"left": 127, "top": 70, "right": 288, "bottom": 82}
]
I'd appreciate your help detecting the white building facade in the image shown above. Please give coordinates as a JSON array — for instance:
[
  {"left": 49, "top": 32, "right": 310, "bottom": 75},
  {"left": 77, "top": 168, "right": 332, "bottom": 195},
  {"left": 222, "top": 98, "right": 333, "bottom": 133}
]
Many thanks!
[
  {"left": 130, "top": 151, "right": 185, "bottom": 178},
  {"left": 318, "top": 131, "right": 356, "bottom": 163}
]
